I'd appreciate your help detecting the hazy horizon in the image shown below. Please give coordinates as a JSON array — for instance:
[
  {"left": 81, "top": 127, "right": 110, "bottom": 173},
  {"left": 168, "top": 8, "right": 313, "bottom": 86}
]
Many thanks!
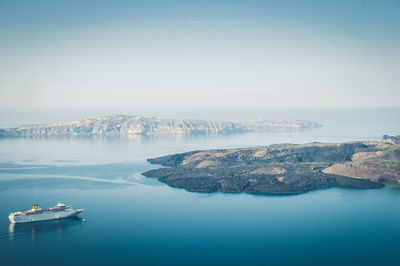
[
  {"left": 1, "top": 106, "right": 400, "bottom": 131},
  {"left": 1, "top": 0, "right": 399, "bottom": 110}
]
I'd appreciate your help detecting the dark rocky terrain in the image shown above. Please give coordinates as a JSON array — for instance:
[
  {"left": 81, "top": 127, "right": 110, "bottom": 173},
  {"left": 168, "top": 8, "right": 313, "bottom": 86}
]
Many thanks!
[
  {"left": 143, "top": 140, "right": 400, "bottom": 194},
  {"left": 0, "top": 115, "right": 321, "bottom": 137}
]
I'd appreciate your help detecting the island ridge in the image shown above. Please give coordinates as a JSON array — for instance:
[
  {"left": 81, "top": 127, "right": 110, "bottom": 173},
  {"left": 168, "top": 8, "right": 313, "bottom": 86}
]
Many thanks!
[{"left": 0, "top": 114, "right": 321, "bottom": 137}]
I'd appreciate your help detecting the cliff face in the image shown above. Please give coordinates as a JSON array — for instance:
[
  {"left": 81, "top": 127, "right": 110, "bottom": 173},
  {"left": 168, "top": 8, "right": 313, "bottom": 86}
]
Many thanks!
[
  {"left": 0, "top": 115, "right": 321, "bottom": 137},
  {"left": 143, "top": 141, "right": 400, "bottom": 194}
]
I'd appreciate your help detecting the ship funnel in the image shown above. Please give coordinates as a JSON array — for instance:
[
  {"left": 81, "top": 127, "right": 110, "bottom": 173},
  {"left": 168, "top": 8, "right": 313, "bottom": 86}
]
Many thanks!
[{"left": 33, "top": 204, "right": 38, "bottom": 210}]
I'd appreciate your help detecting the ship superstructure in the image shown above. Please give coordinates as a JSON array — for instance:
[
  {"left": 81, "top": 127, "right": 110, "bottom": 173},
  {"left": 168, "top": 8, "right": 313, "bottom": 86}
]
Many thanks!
[{"left": 9, "top": 203, "right": 84, "bottom": 223}]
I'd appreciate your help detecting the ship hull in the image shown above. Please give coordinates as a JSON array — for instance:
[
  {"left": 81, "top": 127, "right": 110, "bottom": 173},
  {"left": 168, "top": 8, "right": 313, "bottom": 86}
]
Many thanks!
[{"left": 9, "top": 209, "right": 83, "bottom": 224}]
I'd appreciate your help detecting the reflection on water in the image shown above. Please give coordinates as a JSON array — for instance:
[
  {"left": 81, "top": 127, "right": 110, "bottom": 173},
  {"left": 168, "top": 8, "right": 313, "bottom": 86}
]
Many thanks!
[{"left": 8, "top": 217, "right": 83, "bottom": 241}]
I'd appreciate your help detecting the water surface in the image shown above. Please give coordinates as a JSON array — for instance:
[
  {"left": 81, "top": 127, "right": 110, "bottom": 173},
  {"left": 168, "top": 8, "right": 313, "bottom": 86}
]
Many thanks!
[{"left": 1, "top": 108, "right": 400, "bottom": 265}]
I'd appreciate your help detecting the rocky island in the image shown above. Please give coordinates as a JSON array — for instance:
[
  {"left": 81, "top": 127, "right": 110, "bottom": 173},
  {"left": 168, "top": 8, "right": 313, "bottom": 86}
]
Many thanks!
[
  {"left": 143, "top": 138, "right": 400, "bottom": 194},
  {"left": 0, "top": 114, "right": 321, "bottom": 137}
]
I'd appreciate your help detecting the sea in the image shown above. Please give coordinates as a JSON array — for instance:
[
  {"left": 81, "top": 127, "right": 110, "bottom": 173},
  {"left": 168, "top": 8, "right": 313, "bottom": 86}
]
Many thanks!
[{"left": 0, "top": 108, "right": 400, "bottom": 266}]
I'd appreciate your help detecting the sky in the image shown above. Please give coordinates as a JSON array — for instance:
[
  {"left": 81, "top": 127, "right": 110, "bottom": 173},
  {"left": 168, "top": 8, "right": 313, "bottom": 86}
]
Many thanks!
[{"left": 0, "top": 0, "right": 399, "bottom": 111}]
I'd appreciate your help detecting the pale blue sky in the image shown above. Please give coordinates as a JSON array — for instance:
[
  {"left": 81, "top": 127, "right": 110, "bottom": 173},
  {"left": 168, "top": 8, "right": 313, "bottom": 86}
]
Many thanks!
[{"left": 0, "top": 0, "right": 399, "bottom": 110}]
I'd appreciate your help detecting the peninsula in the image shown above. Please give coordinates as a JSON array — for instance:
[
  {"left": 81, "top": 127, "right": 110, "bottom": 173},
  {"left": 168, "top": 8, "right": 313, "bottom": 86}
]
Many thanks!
[
  {"left": 0, "top": 114, "right": 321, "bottom": 137},
  {"left": 143, "top": 137, "right": 400, "bottom": 194}
]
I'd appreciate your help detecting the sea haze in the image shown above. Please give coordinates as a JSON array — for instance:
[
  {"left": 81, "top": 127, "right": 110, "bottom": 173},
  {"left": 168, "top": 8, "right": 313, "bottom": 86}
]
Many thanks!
[{"left": 1, "top": 108, "right": 400, "bottom": 265}]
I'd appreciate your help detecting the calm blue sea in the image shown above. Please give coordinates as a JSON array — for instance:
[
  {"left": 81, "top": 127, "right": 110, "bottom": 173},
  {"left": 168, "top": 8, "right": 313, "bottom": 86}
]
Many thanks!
[{"left": 1, "top": 108, "right": 400, "bottom": 265}]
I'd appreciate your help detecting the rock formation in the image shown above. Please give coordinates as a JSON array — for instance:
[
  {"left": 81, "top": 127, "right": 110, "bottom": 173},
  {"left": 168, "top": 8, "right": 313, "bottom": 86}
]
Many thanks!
[
  {"left": 143, "top": 140, "right": 400, "bottom": 194},
  {"left": 0, "top": 114, "right": 321, "bottom": 137}
]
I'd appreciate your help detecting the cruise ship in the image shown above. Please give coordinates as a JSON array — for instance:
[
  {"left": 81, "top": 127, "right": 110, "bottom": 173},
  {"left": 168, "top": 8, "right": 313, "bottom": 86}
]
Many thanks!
[{"left": 9, "top": 203, "right": 84, "bottom": 223}]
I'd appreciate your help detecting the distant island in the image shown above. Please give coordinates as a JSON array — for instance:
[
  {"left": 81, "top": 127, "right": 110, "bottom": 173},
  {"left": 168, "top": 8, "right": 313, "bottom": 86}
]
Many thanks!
[
  {"left": 143, "top": 136, "right": 400, "bottom": 194},
  {"left": 0, "top": 114, "right": 321, "bottom": 137}
]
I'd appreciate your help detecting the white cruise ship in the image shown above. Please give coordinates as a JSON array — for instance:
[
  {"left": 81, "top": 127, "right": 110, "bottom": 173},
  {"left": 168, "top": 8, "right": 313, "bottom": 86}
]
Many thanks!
[{"left": 9, "top": 203, "right": 84, "bottom": 223}]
